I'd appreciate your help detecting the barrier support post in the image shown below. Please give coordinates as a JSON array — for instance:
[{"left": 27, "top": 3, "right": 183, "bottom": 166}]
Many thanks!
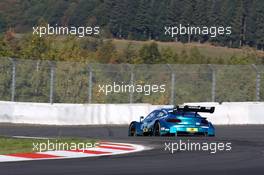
[
  {"left": 129, "top": 64, "right": 134, "bottom": 103},
  {"left": 10, "top": 58, "right": 16, "bottom": 102},
  {"left": 49, "top": 62, "right": 55, "bottom": 104},
  {"left": 252, "top": 64, "right": 260, "bottom": 101},
  {"left": 88, "top": 65, "right": 93, "bottom": 103},
  {"left": 209, "top": 65, "right": 216, "bottom": 102},
  {"left": 167, "top": 64, "right": 175, "bottom": 105}
]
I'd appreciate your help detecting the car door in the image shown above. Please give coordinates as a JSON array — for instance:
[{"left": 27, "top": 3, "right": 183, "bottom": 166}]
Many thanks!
[
  {"left": 142, "top": 111, "right": 157, "bottom": 132},
  {"left": 147, "top": 110, "right": 163, "bottom": 130},
  {"left": 149, "top": 110, "right": 166, "bottom": 125}
]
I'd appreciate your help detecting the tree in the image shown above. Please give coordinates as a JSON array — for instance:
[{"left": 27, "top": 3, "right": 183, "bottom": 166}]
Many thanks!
[
  {"left": 0, "top": 0, "right": 263, "bottom": 50},
  {"left": 230, "top": 0, "right": 244, "bottom": 47},
  {"left": 180, "top": 0, "right": 195, "bottom": 43},
  {"left": 160, "top": 47, "right": 178, "bottom": 63},
  {"left": 255, "top": 0, "right": 264, "bottom": 50},
  {"left": 0, "top": 37, "right": 13, "bottom": 57},
  {"left": 152, "top": 0, "right": 171, "bottom": 41},
  {"left": 119, "top": 42, "right": 137, "bottom": 63},
  {"left": 0, "top": 13, "right": 7, "bottom": 33},
  {"left": 245, "top": 0, "right": 257, "bottom": 47},
  {"left": 108, "top": 0, "right": 130, "bottom": 38},
  {"left": 208, "top": 0, "right": 225, "bottom": 44},
  {"left": 139, "top": 42, "right": 161, "bottom": 64},
  {"left": 131, "top": 0, "right": 152, "bottom": 40},
  {"left": 193, "top": 0, "right": 210, "bottom": 43},
  {"left": 69, "top": 0, "right": 97, "bottom": 26},
  {"left": 95, "top": 40, "right": 117, "bottom": 63},
  {"left": 20, "top": 34, "right": 49, "bottom": 60},
  {"left": 189, "top": 47, "right": 204, "bottom": 63}
]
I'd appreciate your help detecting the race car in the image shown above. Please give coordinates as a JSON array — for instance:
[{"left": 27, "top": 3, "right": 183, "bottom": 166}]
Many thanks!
[{"left": 128, "top": 105, "right": 215, "bottom": 136}]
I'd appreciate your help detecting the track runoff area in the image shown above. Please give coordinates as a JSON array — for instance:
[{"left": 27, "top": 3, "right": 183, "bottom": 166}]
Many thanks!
[
  {"left": 0, "top": 124, "right": 264, "bottom": 175},
  {"left": 0, "top": 106, "right": 264, "bottom": 175},
  {"left": 0, "top": 141, "right": 146, "bottom": 162}
]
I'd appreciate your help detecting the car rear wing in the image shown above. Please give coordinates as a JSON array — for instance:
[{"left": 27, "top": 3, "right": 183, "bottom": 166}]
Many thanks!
[{"left": 174, "top": 105, "right": 215, "bottom": 113}]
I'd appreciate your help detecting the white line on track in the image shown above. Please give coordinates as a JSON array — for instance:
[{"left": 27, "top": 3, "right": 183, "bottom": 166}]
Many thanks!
[{"left": 0, "top": 142, "right": 148, "bottom": 162}]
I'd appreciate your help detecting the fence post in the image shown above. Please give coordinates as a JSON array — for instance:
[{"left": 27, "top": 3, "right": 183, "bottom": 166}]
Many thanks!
[
  {"left": 88, "top": 65, "right": 93, "bottom": 103},
  {"left": 209, "top": 65, "right": 216, "bottom": 102},
  {"left": 252, "top": 64, "right": 260, "bottom": 101},
  {"left": 129, "top": 64, "right": 134, "bottom": 103},
  {"left": 49, "top": 62, "right": 55, "bottom": 104},
  {"left": 10, "top": 58, "right": 16, "bottom": 101},
  {"left": 167, "top": 64, "right": 175, "bottom": 105}
]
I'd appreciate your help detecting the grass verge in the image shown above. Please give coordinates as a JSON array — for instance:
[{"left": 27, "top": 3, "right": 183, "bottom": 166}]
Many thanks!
[{"left": 0, "top": 136, "right": 97, "bottom": 155}]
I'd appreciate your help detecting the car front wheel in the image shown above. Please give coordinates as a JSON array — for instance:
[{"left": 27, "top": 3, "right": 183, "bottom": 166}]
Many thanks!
[
  {"left": 128, "top": 123, "right": 136, "bottom": 136},
  {"left": 153, "top": 122, "right": 161, "bottom": 136}
]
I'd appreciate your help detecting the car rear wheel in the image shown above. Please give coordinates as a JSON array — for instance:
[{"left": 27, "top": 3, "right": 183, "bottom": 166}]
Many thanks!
[
  {"left": 153, "top": 122, "right": 161, "bottom": 136},
  {"left": 128, "top": 123, "right": 136, "bottom": 136}
]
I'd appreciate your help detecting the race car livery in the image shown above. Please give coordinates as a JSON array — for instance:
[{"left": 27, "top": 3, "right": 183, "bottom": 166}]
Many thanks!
[{"left": 128, "top": 105, "right": 215, "bottom": 136}]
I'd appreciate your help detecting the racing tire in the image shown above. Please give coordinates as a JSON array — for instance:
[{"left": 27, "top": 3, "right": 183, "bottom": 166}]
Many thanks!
[
  {"left": 128, "top": 123, "right": 137, "bottom": 136},
  {"left": 153, "top": 122, "right": 161, "bottom": 136}
]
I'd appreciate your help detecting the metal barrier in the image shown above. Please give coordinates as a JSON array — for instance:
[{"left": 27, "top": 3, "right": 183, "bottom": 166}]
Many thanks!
[{"left": 0, "top": 57, "right": 263, "bottom": 104}]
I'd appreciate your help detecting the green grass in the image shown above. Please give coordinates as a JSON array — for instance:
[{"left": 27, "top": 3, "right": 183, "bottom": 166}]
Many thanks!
[
  {"left": 13, "top": 33, "right": 264, "bottom": 62},
  {"left": 0, "top": 136, "right": 97, "bottom": 155},
  {"left": 112, "top": 39, "right": 264, "bottom": 60}
]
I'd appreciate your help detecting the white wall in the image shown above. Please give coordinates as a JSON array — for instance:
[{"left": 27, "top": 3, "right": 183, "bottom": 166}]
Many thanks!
[
  {"left": 0, "top": 101, "right": 171, "bottom": 125},
  {"left": 0, "top": 101, "right": 263, "bottom": 125},
  {"left": 184, "top": 102, "right": 264, "bottom": 125}
]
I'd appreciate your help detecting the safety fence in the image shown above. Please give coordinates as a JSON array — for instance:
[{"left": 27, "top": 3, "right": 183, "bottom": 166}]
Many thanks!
[{"left": 0, "top": 58, "right": 264, "bottom": 104}]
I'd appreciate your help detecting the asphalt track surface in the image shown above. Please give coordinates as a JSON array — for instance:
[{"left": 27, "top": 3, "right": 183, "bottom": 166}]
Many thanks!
[{"left": 0, "top": 124, "right": 264, "bottom": 175}]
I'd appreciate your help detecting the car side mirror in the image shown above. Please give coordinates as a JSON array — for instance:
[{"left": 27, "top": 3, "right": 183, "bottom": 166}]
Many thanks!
[{"left": 140, "top": 116, "right": 144, "bottom": 123}]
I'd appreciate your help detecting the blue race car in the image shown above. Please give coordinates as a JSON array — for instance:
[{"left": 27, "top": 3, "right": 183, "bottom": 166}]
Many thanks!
[{"left": 128, "top": 105, "right": 215, "bottom": 136}]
